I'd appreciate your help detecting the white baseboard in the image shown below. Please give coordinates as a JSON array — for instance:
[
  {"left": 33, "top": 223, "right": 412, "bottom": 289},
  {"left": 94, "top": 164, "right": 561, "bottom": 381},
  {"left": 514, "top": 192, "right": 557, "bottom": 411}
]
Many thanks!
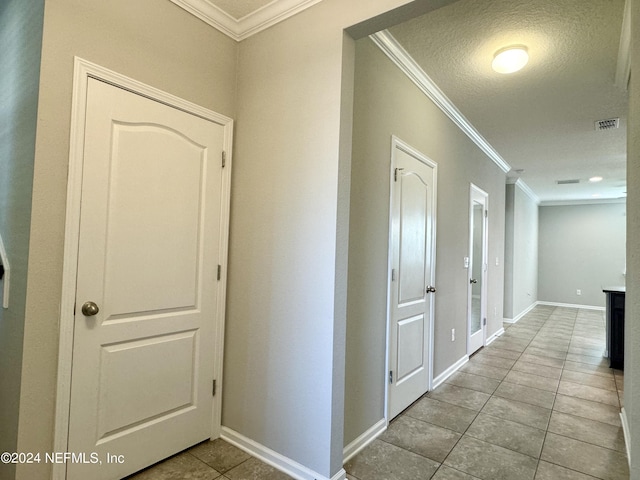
[
  {"left": 343, "top": 418, "right": 386, "bottom": 464},
  {"left": 503, "top": 302, "right": 538, "bottom": 324},
  {"left": 621, "top": 407, "right": 631, "bottom": 467},
  {"left": 330, "top": 469, "right": 347, "bottom": 480},
  {"left": 537, "top": 301, "right": 605, "bottom": 311},
  {"left": 432, "top": 355, "right": 468, "bottom": 389},
  {"left": 486, "top": 327, "right": 505, "bottom": 345},
  {"left": 221, "top": 426, "right": 346, "bottom": 480}
]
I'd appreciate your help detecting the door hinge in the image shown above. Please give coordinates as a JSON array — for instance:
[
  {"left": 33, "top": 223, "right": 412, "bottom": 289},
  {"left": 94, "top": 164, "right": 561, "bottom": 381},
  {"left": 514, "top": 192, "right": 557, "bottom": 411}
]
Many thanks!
[
  {"left": 483, "top": 317, "right": 487, "bottom": 326},
  {"left": 217, "top": 265, "right": 222, "bottom": 281},
  {"left": 391, "top": 269, "right": 396, "bottom": 281},
  {"left": 222, "top": 151, "right": 226, "bottom": 168},
  {"left": 389, "top": 370, "right": 393, "bottom": 384},
  {"left": 394, "top": 167, "right": 404, "bottom": 182},
  {"left": 485, "top": 210, "right": 488, "bottom": 218},
  {"left": 212, "top": 379, "right": 217, "bottom": 396}
]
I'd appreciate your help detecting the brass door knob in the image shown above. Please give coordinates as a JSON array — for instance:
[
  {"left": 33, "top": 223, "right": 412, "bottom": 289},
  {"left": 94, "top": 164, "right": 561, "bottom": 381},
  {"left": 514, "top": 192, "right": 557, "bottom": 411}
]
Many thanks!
[{"left": 81, "top": 301, "right": 100, "bottom": 316}]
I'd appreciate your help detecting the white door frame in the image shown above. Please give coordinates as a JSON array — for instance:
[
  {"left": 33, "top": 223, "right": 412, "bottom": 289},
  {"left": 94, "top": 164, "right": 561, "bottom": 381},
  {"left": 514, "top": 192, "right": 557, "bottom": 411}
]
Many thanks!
[
  {"left": 52, "top": 57, "right": 233, "bottom": 480},
  {"left": 384, "top": 136, "right": 437, "bottom": 422},
  {"left": 468, "top": 184, "right": 488, "bottom": 355}
]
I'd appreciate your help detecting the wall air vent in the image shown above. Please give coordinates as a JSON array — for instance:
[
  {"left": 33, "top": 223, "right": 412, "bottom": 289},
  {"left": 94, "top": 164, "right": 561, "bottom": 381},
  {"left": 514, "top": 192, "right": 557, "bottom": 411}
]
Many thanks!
[
  {"left": 595, "top": 118, "right": 620, "bottom": 130},
  {"left": 556, "top": 179, "right": 580, "bottom": 185}
]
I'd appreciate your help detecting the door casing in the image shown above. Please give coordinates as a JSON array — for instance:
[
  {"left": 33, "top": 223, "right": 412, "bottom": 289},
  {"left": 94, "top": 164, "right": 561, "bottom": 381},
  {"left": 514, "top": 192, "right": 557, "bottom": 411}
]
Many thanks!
[
  {"left": 53, "top": 57, "right": 233, "bottom": 480},
  {"left": 468, "top": 184, "right": 488, "bottom": 355}
]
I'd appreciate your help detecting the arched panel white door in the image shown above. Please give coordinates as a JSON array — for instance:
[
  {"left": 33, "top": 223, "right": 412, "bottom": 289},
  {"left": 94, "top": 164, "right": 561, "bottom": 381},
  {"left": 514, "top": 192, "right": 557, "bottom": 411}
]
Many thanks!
[
  {"left": 67, "top": 78, "right": 228, "bottom": 479},
  {"left": 388, "top": 138, "right": 437, "bottom": 420}
]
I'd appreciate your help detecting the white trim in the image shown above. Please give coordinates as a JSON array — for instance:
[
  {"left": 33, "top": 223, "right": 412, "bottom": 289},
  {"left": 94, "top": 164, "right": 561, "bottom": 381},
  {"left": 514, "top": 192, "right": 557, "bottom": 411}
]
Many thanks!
[
  {"left": 486, "top": 327, "right": 505, "bottom": 345},
  {"left": 536, "top": 301, "right": 605, "bottom": 311},
  {"left": 515, "top": 179, "right": 540, "bottom": 205},
  {"left": 468, "top": 184, "right": 488, "bottom": 356},
  {"left": 386, "top": 136, "right": 437, "bottom": 419},
  {"left": 503, "top": 301, "right": 538, "bottom": 324},
  {"left": 221, "top": 427, "right": 346, "bottom": 480},
  {"left": 615, "top": 0, "right": 631, "bottom": 90},
  {"left": 169, "top": 0, "right": 322, "bottom": 41},
  {"left": 53, "top": 57, "right": 234, "bottom": 480},
  {"left": 0, "top": 233, "right": 10, "bottom": 308},
  {"left": 432, "top": 355, "right": 469, "bottom": 389},
  {"left": 343, "top": 418, "right": 386, "bottom": 464},
  {"left": 370, "top": 31, "right": 511, "bottom": 175},
  {"left": 621, "top": 407, "right": 631, "bottom": 466},
  {"left": 540, "top": 198, "right": 627, "bottom": 206},
  {"left": 330, "top": 470, "right": 347, "bottom": 480}
]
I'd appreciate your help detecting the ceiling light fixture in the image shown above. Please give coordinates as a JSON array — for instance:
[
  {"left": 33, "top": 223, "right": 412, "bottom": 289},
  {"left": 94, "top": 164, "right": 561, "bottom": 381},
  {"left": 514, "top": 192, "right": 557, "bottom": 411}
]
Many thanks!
[
  {"left": 492, "top": 46, "right": 529, "bottom": 74},
  {"left": 589, "top": 176, "right": 603, "bottom": 182}
]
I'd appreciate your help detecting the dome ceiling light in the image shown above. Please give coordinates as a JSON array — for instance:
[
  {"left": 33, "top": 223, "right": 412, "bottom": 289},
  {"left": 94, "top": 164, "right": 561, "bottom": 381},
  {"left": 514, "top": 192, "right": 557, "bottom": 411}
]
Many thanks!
[{"left": 492, "top": 46, "right": 529, "bottom": 74}]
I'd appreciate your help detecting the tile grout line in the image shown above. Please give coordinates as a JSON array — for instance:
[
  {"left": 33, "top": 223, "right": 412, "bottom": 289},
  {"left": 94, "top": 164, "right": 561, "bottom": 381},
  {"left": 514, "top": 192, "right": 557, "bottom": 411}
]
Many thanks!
[
  {"left": 432, "top": 308, "right": 550, "bottom": 479},
  {"left": 347, "top": 307, "right": 625, "bottom": 480},
  {"left": 533, "top": 307, "right": 575, "bottom": 480},
  {"left": 536, "top": 308, "right": 625, "bottom": 480}
]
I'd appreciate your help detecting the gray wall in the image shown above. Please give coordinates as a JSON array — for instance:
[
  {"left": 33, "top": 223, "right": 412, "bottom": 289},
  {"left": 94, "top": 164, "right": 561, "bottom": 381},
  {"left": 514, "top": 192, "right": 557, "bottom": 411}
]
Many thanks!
[
  {"left": 625, "top": 0, "right": 638, "bottom": 472},
  {"left": 0, "top": 1, "right": 44, "bottom": 479},
  {"left": 224, "top": 1, "right": 461, "bottom": 477},
  {"left": 16, "top": 1, "right": 237, "bottom": 477},
  {"left": 344, "top": 36, "right": 506, "bottom": 447},
  {"left": 538, "top": 203, "right": 626, "bottom": 308},
  {"left": 504, "top": 183, "right": 539, "bottom": 319}
]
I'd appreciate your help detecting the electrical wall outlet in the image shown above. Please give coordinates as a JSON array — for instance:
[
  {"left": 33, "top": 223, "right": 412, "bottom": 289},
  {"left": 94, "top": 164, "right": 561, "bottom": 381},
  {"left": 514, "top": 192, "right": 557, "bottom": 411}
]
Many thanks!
[
  {"left": 451, "top": 328, "right": 455, "bottom": 342},
  {"left": 577, "top": 289, "right": 582, "bottom": 296}
]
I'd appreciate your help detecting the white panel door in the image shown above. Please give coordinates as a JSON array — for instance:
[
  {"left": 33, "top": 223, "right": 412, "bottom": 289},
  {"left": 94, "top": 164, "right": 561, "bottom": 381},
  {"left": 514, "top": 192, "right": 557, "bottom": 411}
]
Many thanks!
[
  {"left": 67, "top": 78, "right": 226, "bottom": 479},
  {"left": 388, "top": 139, "right": 436, "bottom": 420}
]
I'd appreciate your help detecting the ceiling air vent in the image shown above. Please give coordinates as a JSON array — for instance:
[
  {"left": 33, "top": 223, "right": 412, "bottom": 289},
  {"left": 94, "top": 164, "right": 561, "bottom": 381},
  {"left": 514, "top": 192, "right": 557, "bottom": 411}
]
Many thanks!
[
  {"left": 556, "top": 179, "right": 580, "bottom": 185},
  {"left": 595, "top": 118, "right": 620, "bottom": 130}
]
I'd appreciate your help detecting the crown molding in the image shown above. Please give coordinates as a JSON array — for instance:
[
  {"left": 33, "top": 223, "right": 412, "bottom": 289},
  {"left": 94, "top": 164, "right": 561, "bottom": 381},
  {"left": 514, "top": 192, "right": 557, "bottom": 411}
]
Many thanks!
[
  {"left": 514, "top": 179, "right": 540, "bottom": 205},
  {"left": 615, "top": 0, "right": 631, "bottom": 90},
  {"left": 370, "top": 30, "right": 512, "bottom": 174},
  {"left": 170, "top": 0, "right": 322, "bottom": 41}
]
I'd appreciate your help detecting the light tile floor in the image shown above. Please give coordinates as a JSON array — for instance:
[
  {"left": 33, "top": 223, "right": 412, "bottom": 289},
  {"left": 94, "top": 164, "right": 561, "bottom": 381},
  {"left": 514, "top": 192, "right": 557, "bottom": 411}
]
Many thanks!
[
  {"left": 127, "top": 306, "right": 627, "bottom": 480},
  {"left": 125, "top": 437, "right": 293, "bottom": 480},
  {"left": 345, "top": 306, "right": 628, "bottom": 480}
]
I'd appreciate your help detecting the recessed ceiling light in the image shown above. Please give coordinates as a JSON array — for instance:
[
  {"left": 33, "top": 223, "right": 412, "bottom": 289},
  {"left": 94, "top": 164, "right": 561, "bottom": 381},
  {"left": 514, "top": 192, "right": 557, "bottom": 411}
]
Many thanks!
[
  {"left": 589, "top": 176, "right": 603, "bottom": 182},
  {"left": 492, "top": 46, "right": 529, "bottom": 74}
]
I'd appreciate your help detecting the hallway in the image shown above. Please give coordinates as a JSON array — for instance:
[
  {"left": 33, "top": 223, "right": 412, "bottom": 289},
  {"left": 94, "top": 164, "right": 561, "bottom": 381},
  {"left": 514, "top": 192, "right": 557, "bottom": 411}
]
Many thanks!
[
  {"left": 128, "top": 305, "right": 627, "bottom": 480},
  {"left": 345, "top": 305, "right": 627, "bottom": 480}
]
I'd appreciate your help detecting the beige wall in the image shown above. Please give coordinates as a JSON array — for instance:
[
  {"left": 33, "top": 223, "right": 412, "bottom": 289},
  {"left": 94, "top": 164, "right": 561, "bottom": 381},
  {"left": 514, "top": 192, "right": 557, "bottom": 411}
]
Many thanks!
[
  {"left": 344, "top": 36, "right": 506, "bottom": 446},
  {"left": 16, "top": 1, "right": 237, "bottom": 477},
  {"left": 625, "top": 0, "right": 639, "bottom": 473},
  {"left": 0, "top": 1, "right": 45, "bottom": 479}
]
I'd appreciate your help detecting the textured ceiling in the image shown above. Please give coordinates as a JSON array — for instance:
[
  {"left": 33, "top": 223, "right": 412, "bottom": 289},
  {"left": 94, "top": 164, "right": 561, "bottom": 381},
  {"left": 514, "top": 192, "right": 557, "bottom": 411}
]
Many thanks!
[
  {"left": 209, "top": 0, "right": 275, "bottom": 20},
  {"left": 389, "top": 0, "right": 628, "bottom": 203}
]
